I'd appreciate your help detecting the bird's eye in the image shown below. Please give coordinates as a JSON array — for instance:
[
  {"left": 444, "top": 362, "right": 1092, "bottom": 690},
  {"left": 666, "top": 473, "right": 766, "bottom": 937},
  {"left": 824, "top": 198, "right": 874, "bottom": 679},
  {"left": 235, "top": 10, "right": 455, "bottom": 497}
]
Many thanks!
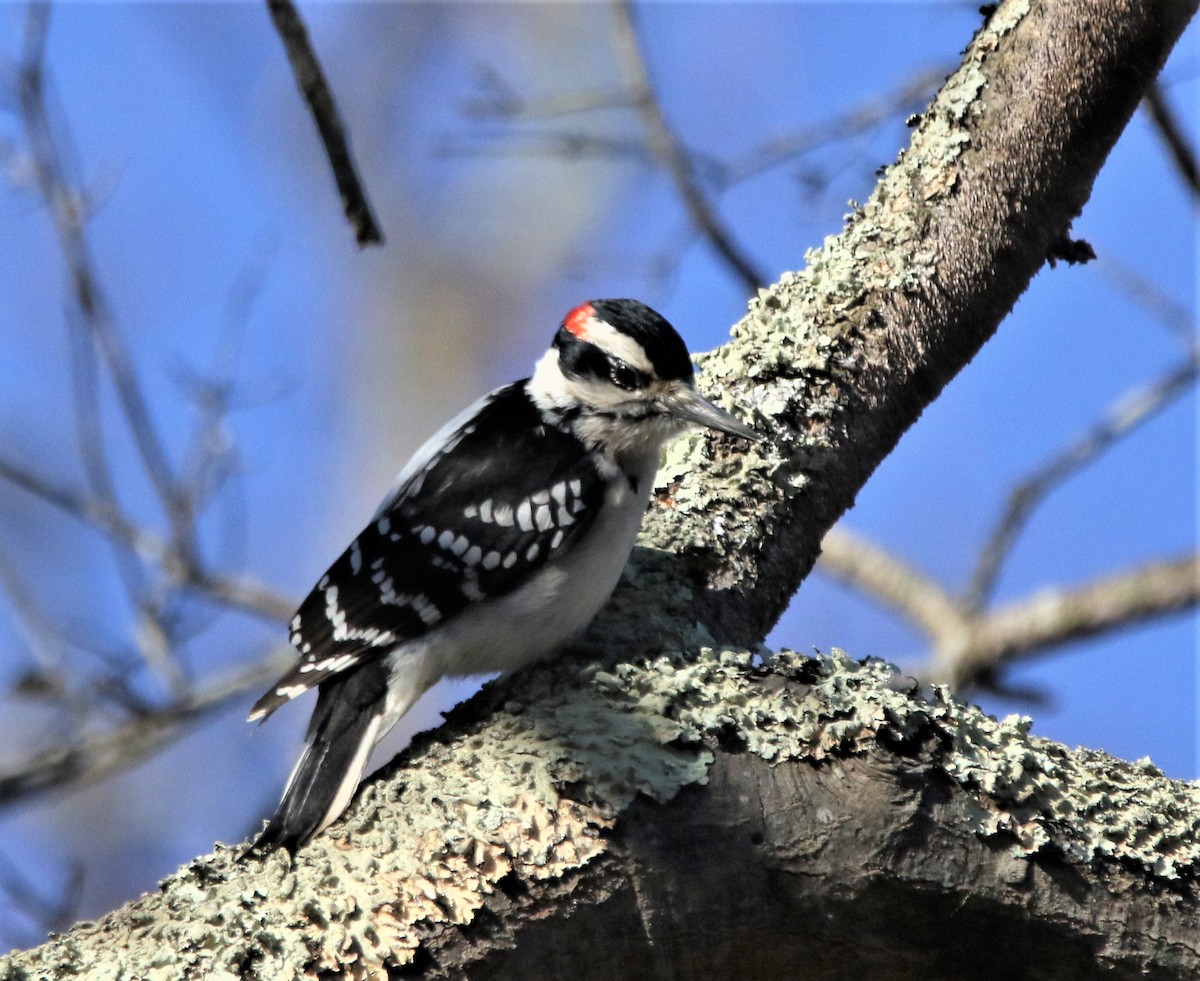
[{"left": 610, "top": 360, "right": 640, "bottom": 391}]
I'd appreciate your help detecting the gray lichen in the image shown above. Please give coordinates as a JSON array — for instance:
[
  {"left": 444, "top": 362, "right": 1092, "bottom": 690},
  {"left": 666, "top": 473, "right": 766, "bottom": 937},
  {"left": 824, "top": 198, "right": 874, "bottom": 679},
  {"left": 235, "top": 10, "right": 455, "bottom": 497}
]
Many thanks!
[{"left": 4, "top": 649, "right": 1195, "bottom": 980}]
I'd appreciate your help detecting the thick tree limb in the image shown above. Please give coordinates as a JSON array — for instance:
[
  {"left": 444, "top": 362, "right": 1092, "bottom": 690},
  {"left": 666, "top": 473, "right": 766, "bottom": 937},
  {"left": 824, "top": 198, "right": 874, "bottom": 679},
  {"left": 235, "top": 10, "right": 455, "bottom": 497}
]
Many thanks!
[{"left": 3, "top": 0, "right": 1195, "bottom": 977}]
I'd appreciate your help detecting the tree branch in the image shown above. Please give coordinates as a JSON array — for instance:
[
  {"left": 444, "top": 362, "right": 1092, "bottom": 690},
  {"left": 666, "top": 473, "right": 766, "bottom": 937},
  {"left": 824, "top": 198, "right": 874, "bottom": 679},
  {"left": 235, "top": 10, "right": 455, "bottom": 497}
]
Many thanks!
[
  {"left": 818, "top": 529, "right": 1200, "bottom": 688},
  {"left": 817, "top": 526, "right": 968, "bottom": 641},
  {"left": 265, "top": 0, "right": 383, "bottom": 247},
  {"left": 936, "top": 554, "right": 1200, "bottom": 683},
  {"left": 3, "top": 0, "right": 1196, "bottom": 976},
  {"left": 1144, "top": 79, "right": 1200, "bottom": 200},
  {"left": 0, "top": 655, "right": 291, "bottom": 808},
  {"left": 966, "top": 354, "right": 1198, "bottom": 610},
  {"left": 611, "top": 0, "right": 767, "bottom": 293}
]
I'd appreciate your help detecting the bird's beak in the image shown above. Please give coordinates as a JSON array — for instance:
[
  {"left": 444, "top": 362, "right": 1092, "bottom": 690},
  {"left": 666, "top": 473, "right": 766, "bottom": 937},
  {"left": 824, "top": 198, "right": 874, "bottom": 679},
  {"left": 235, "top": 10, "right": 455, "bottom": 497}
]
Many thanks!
[{"left": 670, "top": 387, "right": 762, "bottom": 442}]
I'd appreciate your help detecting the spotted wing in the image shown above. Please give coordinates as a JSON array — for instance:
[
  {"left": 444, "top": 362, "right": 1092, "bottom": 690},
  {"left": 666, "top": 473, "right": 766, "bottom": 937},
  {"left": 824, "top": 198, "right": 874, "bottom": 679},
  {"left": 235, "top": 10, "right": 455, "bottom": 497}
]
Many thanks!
[{"left": 249, "top": 382, "right": 607, "bottom": 721}]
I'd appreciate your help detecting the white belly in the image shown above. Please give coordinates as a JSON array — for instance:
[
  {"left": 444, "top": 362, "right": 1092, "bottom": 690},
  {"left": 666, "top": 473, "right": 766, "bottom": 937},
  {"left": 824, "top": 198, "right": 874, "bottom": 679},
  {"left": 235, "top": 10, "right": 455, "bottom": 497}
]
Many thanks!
[{"left": 382, "top": 453, "right": 656, "bottom": 723}]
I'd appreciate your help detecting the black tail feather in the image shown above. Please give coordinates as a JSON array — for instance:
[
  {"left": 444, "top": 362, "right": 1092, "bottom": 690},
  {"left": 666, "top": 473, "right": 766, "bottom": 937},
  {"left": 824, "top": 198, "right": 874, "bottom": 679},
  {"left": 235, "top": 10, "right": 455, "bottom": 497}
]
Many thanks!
[{"left": 251, "top": 660, "right": 388, "bottom": 855}]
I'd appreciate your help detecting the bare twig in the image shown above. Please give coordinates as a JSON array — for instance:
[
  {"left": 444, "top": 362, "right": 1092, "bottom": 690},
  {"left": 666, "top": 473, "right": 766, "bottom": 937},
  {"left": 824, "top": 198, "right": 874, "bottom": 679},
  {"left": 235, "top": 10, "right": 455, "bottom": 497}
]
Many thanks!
[
  {"left": 0, "top": 655, "right": 292, "bottom": 810},
  {"left": 265, "top": 0, "right": 383, "bottom": 247},
  {"left": 17, "top": 3, "right": 198, "bottom": 572},
  {"left": 1144, "top": 80, "right": 1199, "bottom": 201},
  {"left": 464, "top": 68, "right": 634, "bottom": 121},
  {"left": 610, "top": 0, "right": 766, "bottom": 294},
  {"left": 965, "top": 355, "right": 1199, "bottom": 611},
  {"left": 1102, "top": 256, "right": 1196, "bottom": 346},
  {"left": 819, "top": 530, "right": 1200, "bottom": 689},
  {"left": 817, "top": 527, "right": 968, "bottom": 642},
  {"left": 0, "top": 457, "right": 295, "bottom": 624},
  {"left": 724, "top": 66, "right": 950, "bottom": 184},
  {"left": 933, "top": 554, "right": 1200, "bottom": 685}
]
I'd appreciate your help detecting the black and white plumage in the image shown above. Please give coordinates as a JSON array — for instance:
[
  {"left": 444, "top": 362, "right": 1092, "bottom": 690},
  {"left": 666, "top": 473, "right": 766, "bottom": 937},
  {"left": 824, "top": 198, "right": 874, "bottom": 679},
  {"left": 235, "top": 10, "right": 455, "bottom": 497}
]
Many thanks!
[{"left": 249, "top": 299, "right": 759, "bottom": 853}]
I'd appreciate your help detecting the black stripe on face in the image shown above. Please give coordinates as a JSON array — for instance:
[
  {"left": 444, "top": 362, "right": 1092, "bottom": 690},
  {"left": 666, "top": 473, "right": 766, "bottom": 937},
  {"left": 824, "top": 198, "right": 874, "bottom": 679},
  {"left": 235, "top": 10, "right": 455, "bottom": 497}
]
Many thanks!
[{"left": 553, "top": 328, "right": 653, "bottom": 391}]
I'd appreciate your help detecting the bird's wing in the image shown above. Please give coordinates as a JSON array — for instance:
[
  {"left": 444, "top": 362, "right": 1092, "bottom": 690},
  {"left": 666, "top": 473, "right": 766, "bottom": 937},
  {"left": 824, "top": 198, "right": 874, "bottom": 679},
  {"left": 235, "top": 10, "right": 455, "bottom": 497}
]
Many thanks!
[{"left": 249, "top": 382, "right": 608, "bottom": 721}]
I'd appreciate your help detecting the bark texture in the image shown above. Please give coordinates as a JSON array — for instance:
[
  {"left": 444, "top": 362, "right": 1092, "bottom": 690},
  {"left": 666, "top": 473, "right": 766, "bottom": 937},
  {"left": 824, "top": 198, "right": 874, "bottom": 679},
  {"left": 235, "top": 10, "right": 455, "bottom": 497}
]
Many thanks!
[{"left": 3, "top": 0, "right": 1196, "bottom": 978}]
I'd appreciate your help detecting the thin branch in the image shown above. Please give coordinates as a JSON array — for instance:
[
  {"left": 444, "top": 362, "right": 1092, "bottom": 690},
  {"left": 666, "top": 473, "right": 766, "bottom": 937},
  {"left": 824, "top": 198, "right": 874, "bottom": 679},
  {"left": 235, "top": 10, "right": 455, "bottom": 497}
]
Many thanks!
[
  {"left": 817, "top": 526, "right": 968, "bottom": 642},
  {"left": 965, "top": 355, "right": 1199, "bottom": 611},
  {"left": 0, "top": 457, "right": 295, "bottom": 624},
  {"left": 464, "top": 69, "right": 634, "bottom": 121},
  {"left": 935, "top": 554, "right": 1200, "bottom": 685},
  {"left": 610, "top": 0, "right": 766, "bottom": 294},
  {"left": 1101, "top": 255, "right": 1196, "bottom": 346},
  {"left": 820, "top": 529, "right": 1200, "bottom": 689},
  {"left": 16, "top": 3, "right": 198, "bottom": 570},
  {"left": 1144, "top": 80, "right": 1199, "bottom": 201},
  {"left": 723, "top": 66, "right": 951, "bottom": 184},
  {"left": 0, "top": 655, "right": 291, "bottom": 809},
  {"left": 265, "top": 0, "right": 383, "bottom": 247}
]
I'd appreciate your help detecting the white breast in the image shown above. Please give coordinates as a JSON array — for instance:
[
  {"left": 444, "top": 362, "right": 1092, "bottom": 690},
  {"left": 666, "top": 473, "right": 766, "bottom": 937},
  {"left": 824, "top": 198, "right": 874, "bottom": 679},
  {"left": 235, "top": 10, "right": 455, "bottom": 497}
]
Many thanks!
[{"left": 381, "top": 450, "right": 658, "bottom": 723}]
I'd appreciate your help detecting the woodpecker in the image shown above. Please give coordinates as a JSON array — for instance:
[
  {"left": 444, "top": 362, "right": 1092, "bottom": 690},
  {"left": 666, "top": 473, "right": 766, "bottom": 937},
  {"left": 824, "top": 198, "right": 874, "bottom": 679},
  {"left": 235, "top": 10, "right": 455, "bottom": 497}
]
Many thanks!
[{"left": 248, "top": 299, "right": 759, "bottom": 853}]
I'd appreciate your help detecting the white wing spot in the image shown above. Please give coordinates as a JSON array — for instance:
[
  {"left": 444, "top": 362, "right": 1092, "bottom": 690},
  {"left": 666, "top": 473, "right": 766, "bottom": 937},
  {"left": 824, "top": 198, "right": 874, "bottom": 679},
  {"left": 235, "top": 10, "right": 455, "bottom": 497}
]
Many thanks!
[
  {"left": 534, "top": 504, "right": 552, "bottom": 531},
  {"left": 290, "top": 614, "right": 301, "bottom": 630},
  {"left": 502, "top": 551, "right": 518, "bottom": 569},
  {"left": 451, "top": 534, "right": 470, "bottom": 557},
  {"left": 570, "top": 497, "right": 587, "bottom": 515},
  {"left": 516, "top": 500, "right": 534, "bottom": 531},
  {"left": 532, "top": 489, "right": 550, "bottom": 505},
  {"left": 349, "top": 540, "right": 362, "bottom": 575},
  {"left": 275, "top": 683, "right": 308, "bottom": 701},
  {"left": 551, "top": 481, "right": 567, "bottom": 505},
  {"left": 463, "top": 503, "right": 478, "bottom": 519},
  {"left": 419, "top": 525, "right": 436, "bottom": 545},
  {"left": 569, "top": 478, "right": 582, "bottom": 496},
  {"left": 318, "top": 574, "right": 330, "bottom": 589},
  {"left": 464, "top": 545, "right": 482, "bottom": 566},
  {"left": 551, "top": 529, "right": 564, "bottom": 549},
  {"left": 556, "top": 506, "right": 575, "bottom": 527},
  {"left": 525, "top": 542, "right": 540, "bottom": 562},
  {"left": 479, "top": 499, "right": 494, "bottom": 523},
  {"left": 461, "top": 579, "right": 485, "bottom": 601},
  {"left": 438, "top": 529, "right": 455, "bottom": 549},
  {"left": 482, "top": 551, "right": 501, "bottom": 570},
  {"left": 493, "top": 503, "right": 514, "bottom": 527},
  {"left": 412, "top": 594, "right": 441, "bottom": 625},
  {"left": 377, "top": 516, "right": 391, "bottom": 535}
]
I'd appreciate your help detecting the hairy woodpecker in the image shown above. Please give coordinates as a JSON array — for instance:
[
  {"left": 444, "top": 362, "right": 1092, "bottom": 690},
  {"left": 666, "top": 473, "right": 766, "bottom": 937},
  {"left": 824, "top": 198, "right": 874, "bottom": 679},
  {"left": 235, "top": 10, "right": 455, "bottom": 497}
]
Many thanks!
[{"left": 249, "top": 299, "right": 759, "bottom": 853}]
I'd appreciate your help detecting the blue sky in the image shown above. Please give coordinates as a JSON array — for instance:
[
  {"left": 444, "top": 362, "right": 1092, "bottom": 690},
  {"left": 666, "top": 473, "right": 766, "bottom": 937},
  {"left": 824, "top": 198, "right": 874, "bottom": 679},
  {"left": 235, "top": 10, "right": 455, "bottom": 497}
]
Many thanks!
[{"left": 0, "top": 2, "right": 1194, "bottom": 940}]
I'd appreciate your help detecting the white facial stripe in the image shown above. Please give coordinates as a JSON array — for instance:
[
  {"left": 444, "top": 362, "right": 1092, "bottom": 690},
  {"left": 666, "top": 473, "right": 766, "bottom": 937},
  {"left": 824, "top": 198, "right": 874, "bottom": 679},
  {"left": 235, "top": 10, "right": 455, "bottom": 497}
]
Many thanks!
[{"left": 576, "top": 315, "right": 656, "bottom": 373}]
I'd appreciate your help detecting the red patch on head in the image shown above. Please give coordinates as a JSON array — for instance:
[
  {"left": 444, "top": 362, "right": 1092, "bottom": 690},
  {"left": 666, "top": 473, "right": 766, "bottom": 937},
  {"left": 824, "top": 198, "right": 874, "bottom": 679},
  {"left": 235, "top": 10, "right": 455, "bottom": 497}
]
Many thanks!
[{"left": 564, "top": 302, "right": 595, "bottom": 340}]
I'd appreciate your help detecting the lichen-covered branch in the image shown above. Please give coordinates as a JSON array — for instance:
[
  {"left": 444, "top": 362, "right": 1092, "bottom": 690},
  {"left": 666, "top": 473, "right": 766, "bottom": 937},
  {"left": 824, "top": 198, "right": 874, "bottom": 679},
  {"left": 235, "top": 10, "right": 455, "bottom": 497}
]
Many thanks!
[
  {"left": 5, "top": 652, "right": 1198, "bottom": 978},
  {"left": 3, "top": 0, "right": 1196, "bottom": 976}
]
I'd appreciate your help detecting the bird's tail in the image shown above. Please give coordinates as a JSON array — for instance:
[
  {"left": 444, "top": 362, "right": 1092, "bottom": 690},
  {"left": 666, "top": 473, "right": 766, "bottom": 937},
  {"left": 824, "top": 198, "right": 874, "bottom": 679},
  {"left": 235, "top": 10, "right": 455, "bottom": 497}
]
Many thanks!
[{"left": 251, "top": 661, "right": 388, "bottom": 855}]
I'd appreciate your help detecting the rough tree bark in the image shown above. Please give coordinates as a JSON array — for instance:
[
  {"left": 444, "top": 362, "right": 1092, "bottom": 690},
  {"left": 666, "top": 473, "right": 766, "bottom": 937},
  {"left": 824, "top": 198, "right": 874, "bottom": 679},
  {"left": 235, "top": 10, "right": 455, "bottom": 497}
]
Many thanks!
[{"left": 3, "top": 0, "right": 1196, "bottom": 978}]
